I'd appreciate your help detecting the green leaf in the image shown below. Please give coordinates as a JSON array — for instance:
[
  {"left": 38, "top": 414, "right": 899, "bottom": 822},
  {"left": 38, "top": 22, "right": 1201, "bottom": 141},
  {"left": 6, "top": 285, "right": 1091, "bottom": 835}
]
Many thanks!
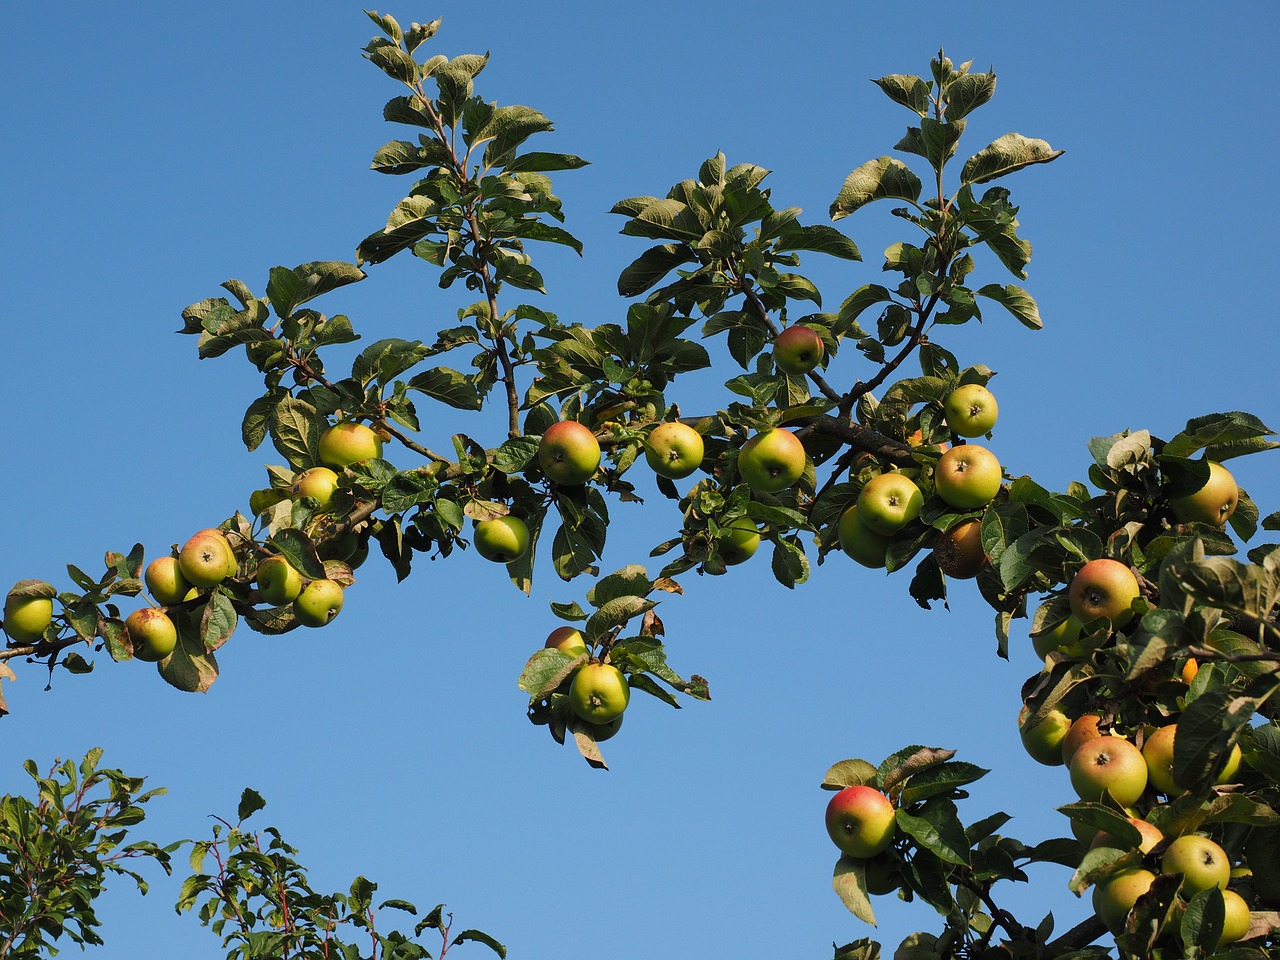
[
  {"left": 503, "top": 152, "right": 589, "bottom": 173},
  {"left": 830, "top": 157, "right": 922, "bottom": 220},
  {"left": 268, "top": 530, "right": 327, "bottom": 581},
  {"left": 493, "top": 436, "right": 540, "bottom": 474},
  {"left": 976, "top": 284, "right": 1042, "bottom": 330},
  {"left": 1181, "top": 886, "right": 1225, "bottom": 954},
  {"left": 237, "top": 788, "right": 266, "bottom": 822},
  {"left": 872, "top": 74, "right": 930, "bottom": 116},
  {"left": 1163, "top": 410, "right": 1275, "bottom": 460},
  {"left": 775, "top": 224, "right": 861, "bottom": 261},
  {"left": 269, "top": 396, "right": 323, "bottom": 469},
  {"left": 587, "top": 566, "right": 652, "bottom": 609},
  {"left": 822, "top": 759, "right": 879, "bottom": 790},
  {"left": 408, "top": 367, "right": 483, "bottom": 410},
  {"left": 199, "top": 591, "right": 238, "bottom": 653},
  {"left": 896, "top": 798, "right": 971, "bottom": 865},
  {"left": 584, "top": 595, "right": 655, "bottom": 646},
  {"left": 452, "top": 929, "right": 508, "bottom": 958},
  {"left": 960, "top": 133, "right": 1063, "bottom": 185},
  {"left": 617, "top": 244, "right": 695, "bottom": 298},
  {"left": 898, "top": 761, "right": 989, "bottom": 806},
  {"left": 832, "top": 857, "right": 876, "bottom": 924},
  {"left": 158, "top": 619, "right": 219, "bottom": 693},
  {"left": 944, "top": 71, "right": 997, "bottom": 121}
]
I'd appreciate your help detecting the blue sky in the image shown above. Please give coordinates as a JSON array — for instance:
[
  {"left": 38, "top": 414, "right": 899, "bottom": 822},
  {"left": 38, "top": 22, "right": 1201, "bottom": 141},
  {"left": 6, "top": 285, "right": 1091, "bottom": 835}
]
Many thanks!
[{"left": 2, "top": 2, "right": 1278, "bottom": 957}]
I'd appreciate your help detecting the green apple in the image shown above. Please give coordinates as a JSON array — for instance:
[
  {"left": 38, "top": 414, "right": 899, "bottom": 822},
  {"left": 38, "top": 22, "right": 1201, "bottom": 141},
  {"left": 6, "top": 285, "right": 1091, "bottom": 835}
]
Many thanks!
[
  {"left": 1090, "top": 817, "right": 1163, "bottom": 855},
  {"left": 1143, "top": 723, "right": 1242, "bottom": 794},
  {"left": 319, "top": 422, "right": 382, "bottom": 467},
  {"left": 645, "top": 421, "right": 705, "bottom": 479},
  {"left": 291, "top": 466, "right": 339, "bottom": 507},
  {"left": 773, "top": 325, "right": 825, "bottom": 375},
  {"left": 1094, "top": 867, "right": 1156, "bottom": 934},
  {"left": 538, "top": 420, "right": 601, "bottom": 486},
  {"left": 544, "top": 625, "right": 587, "bottom": 657},
  {"left": 824, "top": 785, "right": 897, "bottom": 858},
  {"left": 943, "top": 383, "right": 998, "bottom": 437},
  {"left": 125, "top": 607, "right": 178, "bottom": 662},
  {"left": 1219, "top": 889, "right": 1251, "bottom": 947},
  {"left": 1162, "top": 834, "right": 1230, "bottom": 894},
  {"left": 1018, "top": 705, "right": 1070, "bottom": 766},
  {"left": 1171, "top": 460, "right": 1239, "bottom": 527},
  {"left": 1069, "top": 735, "right": 1148, "bottom": 806},
  {"left": 737, "top": 428, "right": 806, "bottom": 494},
  {"left": 257, "top": 556, "right": 304, "bottom": 606},
  {"left": 1031, "top": 615, "right": 1084, "bottom": 660},
  {"left": 144, "top": 557, "right": 191, "bottom": 606},
  {"left": 1061, "top": 713, "right": 1103, "bottom": 766},
  {"left": 1068, "top": 558, "right": 1140, "bottom": 627},
  {"left": 568, "top": 662, "right": 630, "bottom": 724},
  {"left": 472, "top": 516, "right": 530, "bottom": 563},
  {"left": 857, "top": 472, "right": 924, "bottom": 535},
  {"left": 933, "top": 444, "right": 1002, "bottom": 509},
  {"left": 719, "top": 518, "right": 761, "bottom": 566},
  {"left": 4, "top": 590, "right": 53, "bottom": 644},
  {"left": 178, "top": 529, "right": 237, "bottom": 589},
  {"left": 837, "top": 506, "right": 890, "bottom": 569},
  {"left": 933, "top": 518, "right": 987, "bottom": 579},
  {"left": 293, "top": 579, "right": 344, "bottom": 627},
  {"left": 579, "top": 713, "right": 624, "bottom": 742}
]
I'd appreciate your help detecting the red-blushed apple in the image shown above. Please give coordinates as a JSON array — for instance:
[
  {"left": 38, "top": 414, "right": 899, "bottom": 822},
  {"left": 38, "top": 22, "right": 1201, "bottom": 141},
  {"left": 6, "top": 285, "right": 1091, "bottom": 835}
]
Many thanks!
[
  {"left": 319, "top": 422, "right": 382, "bottom": 467},
  {"left": 1018, "top": 705, "right": 1070, "bottom": 766},
  {"left": 4, "top": 590, "right": 54, "bottom": 644},
  {"left": 857, "top": 472, "right": 924, "bottom": 535},
  {"left": 144, "top": 557, "right": 191, "bottom": 606},
  {"left": 178, "top": 529, "right": 237, "bottom": 589},
  {"left": 773, "top": 325, "right": 825, "bottom": 375},
  {"left": 1171, "top": 460, "right": 1238, "bottom": 527},
  {"left": 568, "top": 662, "right": 630, "bottom": 724},
  {"left": 1068, "top": 558, "right": 1140, "bottom": 627},
  {"left": 718, "top": 518, "right": 761, "bottom": 566},
  {"left": 1061, "top": 713, "right": 1104, "bottom": 766},
  {"left": 1162, "top": 834, "right": 1230, "bottom": 894},
  {"left": 737, "top": 428, "right": 806, "bottom": 494},
  {"left": 943, "top": 383, "right": 998, "bottom": 437},
  {"left": 1069, "top": 735, "right": 1148, "bottom": 806},
  {"left": 538, "top": 420, "right": 601, "bottom": 486},
  {"left": 933, "top": 444, "right": 1002, "bottom": 510},
  {"left": 825, "top": 785, "right": 897, "bottom": 858},
  {"left": 544, "top": 625, "right": 587, "bottom": 657},
  {"left": 1143, "top": 723, "right": 1243, "bottom": 794},
  {"left": 256, "top": 556, "right": 304, "bottom": 606},
  {"left": 293, "top": 579, "right": 344, "bottom": 627},
  {"left": 1220, "top": 889, "right": 1251, "bottom": 947},
  {"left": 837, "top": 505, "right": 890, "bottom": 569},
  {"left": 1094, "top": 867, "right": 1157, "bottom": 934},
  {"left": 645, "top": 421, "right": 704, "bottom": 479},
  {"left": 1090, "top": 817, "right": 1163, "bottom": 855},
  {"left": 472, "top": 516, "right": 530, "bottom": 563},
  {"left": 291, "top": 466, "right": 339, "bottom": 507},
  {"left": 933, "top": 518, "right": 987, "bottom": 578},
  {"left": 125, "top": 607, "right": 178, "bottom": 662}
]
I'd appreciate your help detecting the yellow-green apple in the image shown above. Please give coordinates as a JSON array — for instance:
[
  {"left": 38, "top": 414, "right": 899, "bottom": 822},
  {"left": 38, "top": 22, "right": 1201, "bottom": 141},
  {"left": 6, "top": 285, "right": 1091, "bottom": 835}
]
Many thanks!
[
  {"left": 178, "top": 529, "right": 237, "bottom": 589},
  {"left": 544, "top": 625, "right": 587, "bottom": 657},
  {"left": 857, "top": 472, "right": 924, "bottom": 535},
  {"left": 293, "top": 579, "right": 344, "bottom": 627},
  {"left": 933, "top": 444, "right": 1002, "bottom": 509},
  {"left": 256, "top": 556, "right": 304, "bottom": 606},
  {"left": 1069, "top": 735, "right": 1148, "bottom": 806},
  {"left": 1171, "top": 460, "right": 1239, "bottom": 527},
  {"left": 319, "top": 422, "right": 382, "bottom": 467},
  {"left": 933, "top": 518, "right": 987, "bottom": 578},
  {"left": 144, "top": 557, "right": 191, "bottom": 606},
  {"left": 773, "top": 325, "right": 825, "bottom": 375},
  {"left": 1094, "top": 867, "right": 1157, "bottom": 934},
  {"left": 1162, "top": 835, "right": 1230, "bottom": 894},
  {"left": 645, "top": 421, "right": 704, "bottom": 479},
  {"left": 718, "top": 518, "right": 762, "bottom": 566},
  {"left": 538, "top": 420, "right": 601, "bottom": 485},
  {"left": 1032, "top": 615, "right": 1084, "bottom": 660},
  {"left": 1220, "top": 889, "right": 1251, "bottom": 947},
  {"left": 943, "top": 383, "right": 998, "bottom": 437},
  {"left": 1068, "top": 559, "right": 1140, "bottom": 627},
  {"left": 125, "top": 607, "right": 178, "bottom": 662},
  {"left": 1090, "top": 817, "right": 1164, "bottom": 855},
  {"left": 291, "top": 466, "right": 339, "bottom": 507},
  {"left": 568, "top": 662, "right": 630, "bottom": 724},
  {"left": 472, "top": 516, "right": 530, "bottom": 563},
  {"left": 1062, "top": 714, "right": 1104, "bottom": 766},
  {"left": 1019, "top": 705, "right": 1071, "bottom": 766},
  {"left": 3, "top": 590, "right": 53, "bottom": 644},
  {"left": 581, "top": 713, "right": 624, "bottom": 742},
  {"left": 1143, "top": 723, "right": 1242, "bottom": 794},
  {"left": 824, "top": 785, "right": 897, "bottom": 858},
  {"left": 737, "top": 428, "right": 806, "bottom": 493},
  {"left": 837, "top": 506, "right": 890, "bottom": 569},
  {"left": 861, "top": 853, "right": 898, "bottom": 896}
]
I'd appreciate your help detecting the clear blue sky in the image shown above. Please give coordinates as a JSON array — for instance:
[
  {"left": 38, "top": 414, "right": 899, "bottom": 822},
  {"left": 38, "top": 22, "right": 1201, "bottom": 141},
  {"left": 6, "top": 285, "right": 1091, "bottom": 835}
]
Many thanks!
[{"left": 2, "top": 2, "right": 1277, "bottom": 957}]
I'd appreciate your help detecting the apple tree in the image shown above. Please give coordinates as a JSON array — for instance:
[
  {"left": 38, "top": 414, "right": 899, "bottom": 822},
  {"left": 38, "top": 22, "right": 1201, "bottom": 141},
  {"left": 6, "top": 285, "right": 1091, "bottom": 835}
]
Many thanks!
[{"left": 3, "top": 11, "right": 1279, "bottom": 959}]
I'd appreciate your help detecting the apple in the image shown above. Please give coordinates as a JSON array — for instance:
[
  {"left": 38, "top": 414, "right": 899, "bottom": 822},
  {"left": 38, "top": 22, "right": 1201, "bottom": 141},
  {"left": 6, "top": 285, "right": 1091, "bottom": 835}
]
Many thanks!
[
  {"left": 933, "top": 444, "right": 1002, "bottom": 510},
  {"left": 125, "top": 607, "right": 178, "bottom": 662},
  {"left": 3, "top": 591, "right": 53, "bottom": 644},
  {"left": 472, "top": 516, "right": 530, "bottom": 563},
  {"left": 837, "top": 506, "right": 890, "bottom": 569},
  {"left": 178, "top": 529, "right": 237, "bottom": 589},
  {"left": 256, "top": 556, "right": 304, "bottom": 606},
  {"left": 293, "top": 579, "right": 344, "bottom": 627},
  {"left": 1068, "top": 558, "right": 1140, "bottom": 627},
  {"left": 568, "top": 662, "right": 630, "bottom": 724},
  {"left": 544, "top": 625, "right": 587, "bottom": 657},
  {"left": 1018, "top": 705, "right": 1070, "bottom": 766},
  {"left": 1094, "top": 867, "right": 1157, "bottom": 934},
  {"left": 1181, "top": 657, "right": 1200, "bottom": 685},
  {"left": 738, "top": 428, "right": 806, "bottom": 494},
  {"left": 857, "top": 472, "right": 924, "bottom": 535},
  {"left": 1143, "top": 723, "right": 1242, "bottom": 794},
  {"left": 144, "top": 557, "right": 191, "bottom": 606},
  {"left": 538, "top": 420, "right": 601, "bottom": 486},
  {"left": 824, "top": 785, "right": 897, "bottom": 858},
  {"left": 1061, "top": 714, "right": 1104, "bottom": 766},
  {"left": 1171, "top": 460, "right": 1239, "bottom": 527},
  {"left": 719, "top": 518, "right": 762, "bottom": 566},
  {"left": 943, "top": 383, "right": 998, "bottom": 437},
  {"left": 319, "top": 422, "right": 382, "bottom": 467},
  {"left": 1069, "top": 735, "right": 1148, "bottom": 806},
  {"left": 933, "top": 518, "right": 987, "bottom": 579},
  {"left": 579, "top": 713, "right": 624, "bottom": 742},
  {"left": 1162, "top": 834, "right": 1230, "bottom": 894},
  {"left": 291, "top": 466, "right": 339, "bottom": 507},
  {"left": 1091, "top": 817, "right": 1164, "bottom": 855},
  {"left": 861, "top": 853, "right": 898, "bottom": 896},
  {"left": 773, "top": 325, "right": 825, "bottom": 375},
  {"left": 645, "top": 421, "right": 704, "bottom": 479},
  {"left": 1220, "top": 889, "right": 1251, "bottom": 947},
  {"left": 1031, "top": 615, "right": 1084, "bottom": 660}
]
